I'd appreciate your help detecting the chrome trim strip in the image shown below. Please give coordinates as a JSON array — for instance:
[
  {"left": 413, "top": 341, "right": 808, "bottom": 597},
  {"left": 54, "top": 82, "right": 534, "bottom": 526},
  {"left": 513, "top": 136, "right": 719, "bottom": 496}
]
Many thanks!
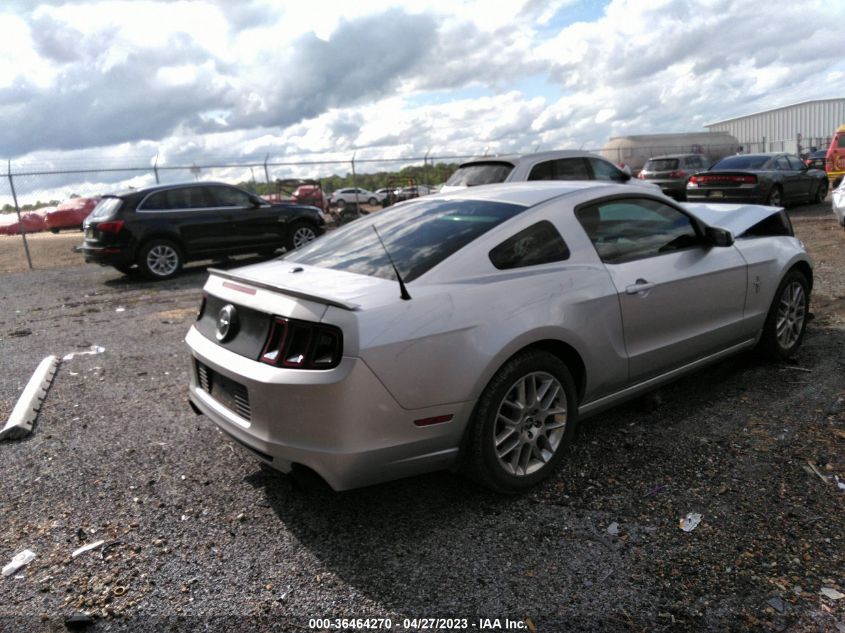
[
  {"left": 578, "top": 338, "right": 757, "bottom": 417},
  {"left": 207, "top": 268, "right": 361, "bottom": 311}
]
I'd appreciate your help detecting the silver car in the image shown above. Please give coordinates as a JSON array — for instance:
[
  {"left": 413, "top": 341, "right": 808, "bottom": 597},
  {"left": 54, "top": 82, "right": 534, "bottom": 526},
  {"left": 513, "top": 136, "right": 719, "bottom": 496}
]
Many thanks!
[
  {"left": 833, "top": 180, "right": 845, "bottom": 229},
  {"left": 440, "top": 150, "right": 661, "bottom": 194},
  {"left": 186, "top": 182, "right": 812, "bottom": 492}
]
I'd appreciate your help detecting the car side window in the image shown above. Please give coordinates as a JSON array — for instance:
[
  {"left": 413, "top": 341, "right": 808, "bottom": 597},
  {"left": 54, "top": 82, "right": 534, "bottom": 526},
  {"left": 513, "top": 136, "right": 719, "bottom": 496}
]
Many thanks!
[
  {"left": 527, "top": 158, "right": 589, "bottom": 181},
  {"left": 588, "top": 158, "right": 626, "bottom": 182},
  {"left": 774, "top": 156, "right": 791, "bottom": 171},
  {"left": 208, "top": 186, "right": 251, "bottom": 208},
  {"left": 139, "top": 191, "right": 168, "bottom": 211},
  {"left": 575, "top": 198, "right": 701, "bottom": 264},
  {"left": 786, "top": 156, "right": 805, "bottom": 170},
  {"left": 489, "top": 221, "right": 570, "bottom": 269},
  {"left": 167, "top": 187, "right": 213, "bottom": 210}
]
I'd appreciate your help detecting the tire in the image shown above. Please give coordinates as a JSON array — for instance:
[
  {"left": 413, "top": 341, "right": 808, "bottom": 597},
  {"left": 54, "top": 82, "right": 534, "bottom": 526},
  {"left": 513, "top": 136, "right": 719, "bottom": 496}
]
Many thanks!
[
  {"left": 368, "top": 197, "right": 377, "bottom": 206},
  {"left": 285, "top": 221, "right": 318, "bottom": 251},
  {"left": 336, "top": 199, "right": 346, "bottom": 211},
  {"left": 765, "top": 186, "right": 783, "bottom": 207},
  {"left": 758, "top": 269, "right": 809, "bottom": 360},
  {"left": 814, "top": 179, "right": 828, "bottom": 204},
  {"left": 138, "top": 239, "right": 183, "bottom": 280},
  {"left": 50, "top": 228, "right": 59, "bottom": 234},
  {"left": 463, "top": 350, "right": 578, "bottom": 493}
]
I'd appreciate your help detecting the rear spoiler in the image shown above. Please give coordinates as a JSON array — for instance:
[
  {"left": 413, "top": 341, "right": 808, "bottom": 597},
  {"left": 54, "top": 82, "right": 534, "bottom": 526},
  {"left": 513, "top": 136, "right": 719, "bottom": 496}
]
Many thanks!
[{"left": 207, "top": 268, "right": 360, "bottom": 311}]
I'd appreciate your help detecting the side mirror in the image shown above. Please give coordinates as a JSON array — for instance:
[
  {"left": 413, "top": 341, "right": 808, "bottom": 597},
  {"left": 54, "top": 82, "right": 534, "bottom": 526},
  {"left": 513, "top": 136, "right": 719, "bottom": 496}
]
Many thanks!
[
  {"left": 705, "top": 226, "right": 734, "bottom": 247},
  {"left": 249, "top": 194, "right": 264, "bottom": 207}
]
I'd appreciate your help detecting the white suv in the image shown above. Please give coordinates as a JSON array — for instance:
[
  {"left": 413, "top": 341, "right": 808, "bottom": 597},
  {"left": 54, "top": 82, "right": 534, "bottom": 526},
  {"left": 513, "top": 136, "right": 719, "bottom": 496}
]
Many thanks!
[
  {"left": 330, "top": 188, "right": 379, "bottom": 209},
  {"left": 440, "top": 150, "right": 661, "bottom": 193}
]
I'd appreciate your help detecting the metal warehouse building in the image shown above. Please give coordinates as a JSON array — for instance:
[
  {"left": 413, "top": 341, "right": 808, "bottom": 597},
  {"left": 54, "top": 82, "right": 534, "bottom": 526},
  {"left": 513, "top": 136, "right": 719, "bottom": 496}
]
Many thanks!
[{"left": 704, "top": 98, "right": 845, "bottom": 154}]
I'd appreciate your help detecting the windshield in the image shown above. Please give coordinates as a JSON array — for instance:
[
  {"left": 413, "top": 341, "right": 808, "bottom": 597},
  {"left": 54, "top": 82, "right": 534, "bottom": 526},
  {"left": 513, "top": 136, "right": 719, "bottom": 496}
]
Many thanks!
[
  {"left": 712, "top": 155, "right": 770, "bottom": 170},
  {"left": 445, "top": 162, "right": 514, "bottom": 187},
  {"left": 286, "top": 198, "right": 526, "bottom": 282}
]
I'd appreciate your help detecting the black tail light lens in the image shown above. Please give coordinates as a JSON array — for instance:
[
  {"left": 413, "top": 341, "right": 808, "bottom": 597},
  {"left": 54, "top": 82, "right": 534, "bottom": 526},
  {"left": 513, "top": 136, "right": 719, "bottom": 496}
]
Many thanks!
[{"left": 259, "top": 318, "right": 342, "bottom": 369}]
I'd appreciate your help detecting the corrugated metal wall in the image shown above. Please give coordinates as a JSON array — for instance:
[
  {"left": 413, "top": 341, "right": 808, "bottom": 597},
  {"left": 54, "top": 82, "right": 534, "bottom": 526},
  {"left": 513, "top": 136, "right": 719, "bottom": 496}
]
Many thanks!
[{"left": 705, "top": 99, "right": 845, "bottom": 147}]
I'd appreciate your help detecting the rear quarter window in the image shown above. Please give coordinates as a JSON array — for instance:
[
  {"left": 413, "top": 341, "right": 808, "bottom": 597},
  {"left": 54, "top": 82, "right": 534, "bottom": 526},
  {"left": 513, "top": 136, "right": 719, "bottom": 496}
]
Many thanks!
[
  {"left": 739, "top": 210, "right": 794, "bottom": 238},
  {"left": 489, "top": 221, "right": 570, "bottom": 269}
]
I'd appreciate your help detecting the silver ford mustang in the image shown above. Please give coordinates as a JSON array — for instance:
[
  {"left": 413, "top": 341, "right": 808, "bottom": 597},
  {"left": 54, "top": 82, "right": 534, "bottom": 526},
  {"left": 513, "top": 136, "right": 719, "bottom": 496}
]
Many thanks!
[{"left": 186, "top": 182, "right": 812, "bottom": 492}]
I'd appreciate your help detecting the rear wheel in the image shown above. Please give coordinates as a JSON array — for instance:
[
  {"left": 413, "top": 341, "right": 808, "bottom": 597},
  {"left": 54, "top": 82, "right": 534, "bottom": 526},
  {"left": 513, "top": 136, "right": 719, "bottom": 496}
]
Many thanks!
[
  {"left": 368, "top": 197, "right": 377, "bottom": 206},
  {"left": 464, "top": 350, "right": 577, "bottom": 493},
  {"left": 138, "top": 239, "right": 182, "bottom": 280},
  {"left": 759, "top": 269, "right": 809, "bottom": 360},
  {"left": 285, "top": 222, "right": 318, "bottom": 251},
  {"left": 336, "top": 199, "right": 346, "bottom": 211},
  {"left": 814, "top": 179, "right": 828, "bottom": 203},
  {"left": 766, "top": 186, "right": 783, "bottom": 207}
]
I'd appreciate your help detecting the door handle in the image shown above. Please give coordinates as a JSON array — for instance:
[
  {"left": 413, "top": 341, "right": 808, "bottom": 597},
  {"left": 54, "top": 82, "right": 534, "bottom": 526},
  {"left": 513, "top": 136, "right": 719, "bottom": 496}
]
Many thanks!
[{"left": 625, "top": 279, "right": 656, "bottom": 294}]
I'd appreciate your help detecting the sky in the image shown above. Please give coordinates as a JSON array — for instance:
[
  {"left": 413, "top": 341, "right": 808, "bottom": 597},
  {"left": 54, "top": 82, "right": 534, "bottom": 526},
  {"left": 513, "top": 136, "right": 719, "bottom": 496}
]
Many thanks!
[{"left": 1, "top": 0, "right": 843, "bottom": 203}]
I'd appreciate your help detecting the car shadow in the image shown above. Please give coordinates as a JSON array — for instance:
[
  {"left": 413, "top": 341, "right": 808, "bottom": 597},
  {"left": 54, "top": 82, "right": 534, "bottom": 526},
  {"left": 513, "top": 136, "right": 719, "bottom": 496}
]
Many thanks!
[{"left": 243, "top": 319, "right": 844, "bottom": 624}]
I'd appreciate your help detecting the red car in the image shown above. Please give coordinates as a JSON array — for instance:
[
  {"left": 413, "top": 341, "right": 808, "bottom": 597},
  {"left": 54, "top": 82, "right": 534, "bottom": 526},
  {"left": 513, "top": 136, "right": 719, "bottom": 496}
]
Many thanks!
[
  {"left": 45, "top": 197, "right": 99, "bottom": 232},
  {"left": 291, "top": 185, "right": 329, "bottom": 211},
  {"left": 0, "top": 211, "right": 47, "bottom": 235}
]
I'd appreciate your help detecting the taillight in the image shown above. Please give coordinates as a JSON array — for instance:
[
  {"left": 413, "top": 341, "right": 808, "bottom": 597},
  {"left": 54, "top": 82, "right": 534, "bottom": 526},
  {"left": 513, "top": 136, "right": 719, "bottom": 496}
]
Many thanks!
[
  {"left": 637, "top": 171, "right": 646, "bottom": 179},
  {"left": 668, "top": 170, "right": 686, "bottom": 178},
  {"left": 690, "top": 174, "right": 757, "bottom": 185},
  {"left": 96, "top": 220, "right": 124, "bottom": 233},
  {"left": 259, "top": 317, "right": 342, "bottom": 369}
]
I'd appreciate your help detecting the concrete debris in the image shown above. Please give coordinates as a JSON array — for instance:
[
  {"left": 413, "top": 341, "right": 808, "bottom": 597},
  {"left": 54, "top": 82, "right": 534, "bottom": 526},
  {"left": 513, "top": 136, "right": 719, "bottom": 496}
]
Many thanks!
[
  {"left": 821, "top": 587, "right": 844, "bottom": 600},
  {"left": 62, "top": 345, "right": 105, "bottom": 361},
  {"left": 71, "top": 540, "right": 105, "bottom": 559},
  {"left": 0, "top": 356, "right": 59, "bottom": 441},
  {"left": 679, "top": 513, "right": 703, "bottom": 532},
  {"left": 2, "top": 549, "right": 36, "bottom": 577}
]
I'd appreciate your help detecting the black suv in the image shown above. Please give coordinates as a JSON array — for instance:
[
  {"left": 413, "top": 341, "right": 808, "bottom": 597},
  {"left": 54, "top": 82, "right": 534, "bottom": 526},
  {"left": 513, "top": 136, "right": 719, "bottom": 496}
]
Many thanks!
[{"left": 80, "top": 182, "right": 326, "bottom": 279}]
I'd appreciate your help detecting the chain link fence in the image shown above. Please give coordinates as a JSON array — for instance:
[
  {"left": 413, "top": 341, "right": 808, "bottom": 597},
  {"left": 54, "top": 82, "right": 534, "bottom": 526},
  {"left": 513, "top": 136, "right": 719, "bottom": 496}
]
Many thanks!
[{"left": 0, "top": 136, "right": 832, "bottom": 272}]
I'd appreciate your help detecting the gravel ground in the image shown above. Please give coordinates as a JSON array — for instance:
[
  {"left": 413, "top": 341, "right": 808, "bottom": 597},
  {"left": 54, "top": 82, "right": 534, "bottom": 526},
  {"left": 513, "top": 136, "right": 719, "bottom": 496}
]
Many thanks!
[{"left": 0, "top": 201, "right": 843, "bottom": 633}]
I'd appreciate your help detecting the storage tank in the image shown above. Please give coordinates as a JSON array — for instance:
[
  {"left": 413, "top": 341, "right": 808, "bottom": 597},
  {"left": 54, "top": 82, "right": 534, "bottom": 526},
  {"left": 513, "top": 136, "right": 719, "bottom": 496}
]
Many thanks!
[{"left": 601, "top": 132, "right": 740, "bottom": 172}]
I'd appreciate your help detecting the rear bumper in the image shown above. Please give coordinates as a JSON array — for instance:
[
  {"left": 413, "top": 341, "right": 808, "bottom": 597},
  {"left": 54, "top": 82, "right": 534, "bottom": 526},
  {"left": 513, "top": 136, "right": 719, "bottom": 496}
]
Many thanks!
[
  {"left": 80, "top": 243, "right": 134, "bottom": 267},
  {"left": 185, "top": 326, "right": 472, "bottom": 490},
  {"left": 685, "top": 186, "right": 764, "bottom": 204}
]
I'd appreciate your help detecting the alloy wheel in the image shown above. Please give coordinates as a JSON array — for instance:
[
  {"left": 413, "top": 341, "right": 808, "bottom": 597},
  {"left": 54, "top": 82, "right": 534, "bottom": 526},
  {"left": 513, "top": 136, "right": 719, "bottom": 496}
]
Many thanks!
[
  {"left": 775, "top": 280, "right": 806, "bottom": 349},
  {"left": 493, "top": 371, "right": 567, "bottom": 476},
  {"left": 292, "top": 226, "right": 317, "bottom": 248},
  {"left": 146, "top": 244, "right": 179, "bottom": 277}
]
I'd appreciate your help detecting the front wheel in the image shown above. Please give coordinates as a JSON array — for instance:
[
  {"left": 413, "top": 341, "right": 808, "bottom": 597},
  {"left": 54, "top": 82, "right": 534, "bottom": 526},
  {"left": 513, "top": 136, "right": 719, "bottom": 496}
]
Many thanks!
[
  {"left": 138, "top": 239, "right": 183, "bottom": 280},
  {"left": 336, "top": 199, "right": 346, "bottom": 211},
  {"left": 463, "top": 350, "right": 577, "bottom": 493},
  {"left": 285, "top": 222, "right": 318, "bottom": 251},
  {"left": 368, "top": 197, "right": 377, "bottom": 206},
  {"left": 759, "top": 269, "right": 809, "bottom": 360}
]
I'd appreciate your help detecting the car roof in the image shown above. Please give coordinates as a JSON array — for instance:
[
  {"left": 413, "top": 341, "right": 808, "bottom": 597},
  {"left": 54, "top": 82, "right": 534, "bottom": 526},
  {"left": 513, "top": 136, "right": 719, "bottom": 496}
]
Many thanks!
[
  {"left": 109, "top": 181, "right": 237, "bottom": 198},
  {"left": 459, "top": 150, "right": 599, "bottom": 167},
  {"left": 646, "top": 153, "right": 705, "bottom": 160},
  {"left": 430, "top": 180, "right": 635, "bottom": 207}
]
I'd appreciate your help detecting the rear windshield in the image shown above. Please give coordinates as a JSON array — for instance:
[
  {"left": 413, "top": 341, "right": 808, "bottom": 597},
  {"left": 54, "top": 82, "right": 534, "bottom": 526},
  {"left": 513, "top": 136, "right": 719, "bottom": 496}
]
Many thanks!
[
  {"left": 445, "top": 162, "right": 514, "bottom": 187},
  {"left": 644, "top": 159, "right": 679, "bottom": 171},
  {"left": 711, "top": 155, "right": 770, "bottom": 170},
  {"left": 88, "top": 196, "right": 122, "bottom": 221},
  {"left": 286, "top": 198, "right": 526, "bottom": 282}
]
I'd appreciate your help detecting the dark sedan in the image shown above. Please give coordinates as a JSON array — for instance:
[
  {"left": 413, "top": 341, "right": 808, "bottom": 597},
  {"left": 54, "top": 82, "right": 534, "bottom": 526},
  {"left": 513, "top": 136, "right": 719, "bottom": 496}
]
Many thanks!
[
  {"left": 804, "top": 149, "right": 827, "bottom": 171},
  {"left": 80, "top": 182, "right": 326, "bottom": 279},
  {"left": 685, "top": 153, "right": 828, "bottom": 206}
]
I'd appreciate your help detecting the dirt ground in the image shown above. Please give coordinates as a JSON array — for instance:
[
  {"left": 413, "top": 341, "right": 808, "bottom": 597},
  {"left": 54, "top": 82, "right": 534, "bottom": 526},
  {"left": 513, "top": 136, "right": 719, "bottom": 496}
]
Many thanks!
[
  {"left": 0, "top": 201, "right": 843, "bottom": 632},
  {"left": 0, "top": 232, "right": 84, "bottom": 273}
]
